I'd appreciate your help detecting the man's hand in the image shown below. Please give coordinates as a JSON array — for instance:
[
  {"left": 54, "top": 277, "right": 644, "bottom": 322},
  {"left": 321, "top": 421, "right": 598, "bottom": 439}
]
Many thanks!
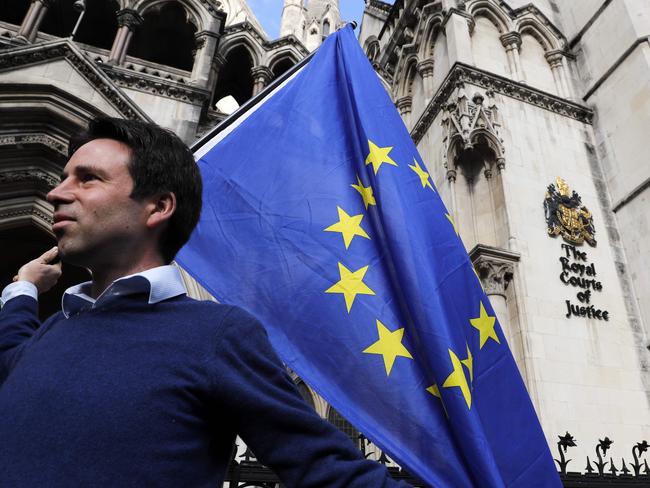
[{"left": 13, "top": 247, "right": 62, "bottom": 294}]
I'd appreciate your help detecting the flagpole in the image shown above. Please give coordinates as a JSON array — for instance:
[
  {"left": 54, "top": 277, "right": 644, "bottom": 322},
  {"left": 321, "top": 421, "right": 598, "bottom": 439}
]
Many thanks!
[{"left": 191, "top": 22, "right": 358, "bottom": 154}]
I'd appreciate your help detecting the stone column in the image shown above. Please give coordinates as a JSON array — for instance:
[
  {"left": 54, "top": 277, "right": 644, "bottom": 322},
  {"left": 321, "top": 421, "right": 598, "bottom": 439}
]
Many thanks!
[
  {"left": 191, "top": 31, "right": 221, "bottom": 86},
  {"left": 447, "top": 168, "right": 458, "bottom": 218},
  {"left": 395, "top": 96, "right": 412, "bottom": 128},
  {"left": 444, "top": 11, "right": 475, "bottom": 66},
  {"left": 107, "top": 9, "right": 143, "bottom": 66},
  {"left": 191, "top": 12, "right": 226, "bottom": 87},
  {"left": 15, "top": 0, "right": 55, "bottom": 43},
  {"left": 500, "top": 32, "right": 524, "bottom": 82},
  {"left": 470, "top": 246, "right": 520, "bottom": 344},
  {"left": 474, "top": 257, "right": 515, "bottom": 342},
  {"left": 250, "top": 66, "right": 274, "bottom": 96},
  {"left": 545, "top": 49, "right": 571, "bottom": 99},
  {"left": 416, "top": 59, "right": 434, "bottom": 103}
]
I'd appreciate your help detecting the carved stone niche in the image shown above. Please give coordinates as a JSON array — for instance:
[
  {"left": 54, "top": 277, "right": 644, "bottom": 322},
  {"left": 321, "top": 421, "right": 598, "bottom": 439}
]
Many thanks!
[{"left": 469, "top": 244, "right": 520, "bottom": 297}]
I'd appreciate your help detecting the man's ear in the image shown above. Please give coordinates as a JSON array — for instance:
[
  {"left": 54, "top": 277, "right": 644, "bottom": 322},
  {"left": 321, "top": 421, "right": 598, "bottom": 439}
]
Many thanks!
[{"left": 146, "top": 192, "right": 176, "bottom": 229}]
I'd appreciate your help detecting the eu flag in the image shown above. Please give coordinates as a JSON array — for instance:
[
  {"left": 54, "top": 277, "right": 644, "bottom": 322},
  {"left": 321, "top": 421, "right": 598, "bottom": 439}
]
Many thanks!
[{"left": 177, "top": 25, "right": 560, "bottom": 487}]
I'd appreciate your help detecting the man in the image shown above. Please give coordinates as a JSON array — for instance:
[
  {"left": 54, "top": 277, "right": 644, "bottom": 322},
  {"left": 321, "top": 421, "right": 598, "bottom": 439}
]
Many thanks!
[{"left": 0, "top": 118, "right": 410, "bottom": 487}]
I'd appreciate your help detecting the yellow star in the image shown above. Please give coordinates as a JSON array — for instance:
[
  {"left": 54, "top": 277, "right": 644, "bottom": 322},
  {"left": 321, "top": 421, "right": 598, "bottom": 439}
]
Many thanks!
[
  {"left": 426, "top": 383, "right": 449, "bottom": 417},
  {"left": 408, "top": 158, "right": 434, "bottom": 191},
  {"left": 461, "top": 343, "right": 473, "bottom": 384},
  {"left": 324, "top": 206, "right": 370, "bottom": 249},
  {"left": 442, "top": 348, "right": 472, "bottom": 409},
  {"left": 365, "top": 139, "right": 398, "bottom": 175},
  {"left": 363, "top": 319, "right": 413, "bottom": 375},
  {"left": 325, "top": 262, "right": 375, "bottom": 313},
  {"left": 470, "top": 301, "right": 500, "bottom": 349},
  {"left": 446, "top": 213, "right": 459, "bottom": 236},
  {"left": 351, "top": 175, "right": 376, "bottom": 209}
]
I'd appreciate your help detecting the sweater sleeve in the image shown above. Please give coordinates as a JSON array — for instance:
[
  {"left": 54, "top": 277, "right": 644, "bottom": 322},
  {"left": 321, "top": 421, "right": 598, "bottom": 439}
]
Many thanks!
[
  {"left": 210, "top": 306, "right": 411, "bottom": 488},
  {"left": 0, "top": 293, "right": 41, "bottom": 384}
]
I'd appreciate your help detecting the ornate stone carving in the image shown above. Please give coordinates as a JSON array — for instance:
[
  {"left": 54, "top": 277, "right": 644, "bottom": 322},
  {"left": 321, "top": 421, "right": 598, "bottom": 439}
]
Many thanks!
[
  {"left": 469, "top": 245, "right": 520, "bottom": 297},
  {"left": 0, "top": 205, "right": 53, "bottom": 225},
  {"left": 116, "top": 9, "right": 143, "bottom": 30},
  {"left": 411, "top": 63, "right": 593, "bottom": 145},
  {"left": 0, "top": 41, "right": 150, "bottom": 121},
  {"left": 395, "top": 95, "right": 412, "bottom": 115},
  {"left": 416, "top": 59, "right": 434, "bottom": 78},
  {"left": 499, "top": 32, "right": 522, "bottom": 49},
  {"left": 441, "top": 82, "right": 505, "bottom": 171},
  {"left": 0, "top": 133, "right": 66, "bottom": 155},
  {"left": 197, "top": 0, "right": 224, "bottom": 18},
  {"left": 544, "top": 49, "right": 565, "bottom": 68},
  {"left": 0, "top": 168, "right": 60, "bottom": 189},
  {"left": 194, "top": 30, "right": 220, "bottom": 50},
  {"left": 250, "top": 65, "right": 273, "bottom": 82},
  {"left": 102, "top": 65, "right": 210, "bottom": 104}
]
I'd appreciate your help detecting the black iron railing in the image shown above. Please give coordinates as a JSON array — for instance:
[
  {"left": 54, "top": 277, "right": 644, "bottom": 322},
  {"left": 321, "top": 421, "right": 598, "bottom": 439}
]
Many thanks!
[{"left": 224, "top": 432, "right": 649, "bottom": 487}]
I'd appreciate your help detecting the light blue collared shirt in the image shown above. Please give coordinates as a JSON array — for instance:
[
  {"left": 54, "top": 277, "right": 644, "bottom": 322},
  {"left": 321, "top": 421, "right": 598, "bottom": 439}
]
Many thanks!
[{"left": 0, "top": 265, "right": 187, "bottom": 318}]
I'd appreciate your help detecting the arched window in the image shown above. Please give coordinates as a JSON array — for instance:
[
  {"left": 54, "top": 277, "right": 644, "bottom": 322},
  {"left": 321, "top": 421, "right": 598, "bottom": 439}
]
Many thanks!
[
  {"left": 0, "top": 0, "right": 31, "bottom": 26},
  {"left": 271, "top": 57, "right": 295, "bottom": 79},
  {"left": 129, "top": 1, "right": 197, "bottom": 71},
  {"left": 212, "top": 45, "right": 254, "bottom": 108},
  {"left": 327, "top": 406, "right": 360, "bottom": 449},
  {"left": 322, "top": 19, "right": 330, "bottom": 37},
  {"left": 451, "top": 136, "right": 507, "bottom": 250},
  {"left": 366, "top": 41, "right": 379, "bottom": 63}
]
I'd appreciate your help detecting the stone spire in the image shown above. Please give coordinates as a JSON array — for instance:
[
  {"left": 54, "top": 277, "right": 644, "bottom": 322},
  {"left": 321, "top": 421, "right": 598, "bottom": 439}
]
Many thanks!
[
  {"left": 280, "top": 0, "right": 305, "bottom": 39},
  {"left": 303, "top": 0, "right": 340, "bottom": 51}
]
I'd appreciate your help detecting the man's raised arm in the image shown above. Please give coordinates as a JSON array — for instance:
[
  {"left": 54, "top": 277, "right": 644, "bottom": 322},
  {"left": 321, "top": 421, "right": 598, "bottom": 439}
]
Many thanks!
[{"left": 0, "top": 247, "right": 61, "bottom": 383}]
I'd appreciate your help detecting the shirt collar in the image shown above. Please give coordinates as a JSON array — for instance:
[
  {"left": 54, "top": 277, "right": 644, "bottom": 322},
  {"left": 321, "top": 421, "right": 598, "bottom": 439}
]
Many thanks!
[{"left": 61, "top": 265, "right": 187, "bottom": 318}]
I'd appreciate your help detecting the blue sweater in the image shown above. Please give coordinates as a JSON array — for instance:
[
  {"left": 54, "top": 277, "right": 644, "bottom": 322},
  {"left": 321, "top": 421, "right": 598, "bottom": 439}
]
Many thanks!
[{"left": 0, "top": 294, "right": 408, "bottom": 487}]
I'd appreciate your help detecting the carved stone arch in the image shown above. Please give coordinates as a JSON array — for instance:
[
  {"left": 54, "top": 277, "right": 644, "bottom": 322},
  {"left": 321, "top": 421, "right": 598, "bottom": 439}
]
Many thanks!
[
  {"left": 441, "top": 86, "right": 505, "bottom": 174},
  {"left": 218, "top": 35, "right": 262, "bottom": 67},
  {"left": 132, "top": 0, "right": 207, "bottom": 31},
  {"left": 268, "top": 51, "right": 299, "bottom": 79},
  {"left": 466, "top": 0, "right": 511, "bottom": 34},
  {"left": 470, "top": 128, "right": 504, "bottom": 161},
  {"left": 420, "top": 16, "right": 443, "bottom": 58},
  {"left": 363, "top": 35, "right": 380, "bottom": 63},
  {"left": 516, "top": 18, "right": 559, "bottom": 51},
  {"left": 399, "top": 55, "right": 419, "bottom": 98}
]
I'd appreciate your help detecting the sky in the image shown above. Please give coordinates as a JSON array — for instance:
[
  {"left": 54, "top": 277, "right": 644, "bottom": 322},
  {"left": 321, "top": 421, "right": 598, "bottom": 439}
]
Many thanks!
[{"left": 245, "top": 1, "right": 394, "bottom": 39}]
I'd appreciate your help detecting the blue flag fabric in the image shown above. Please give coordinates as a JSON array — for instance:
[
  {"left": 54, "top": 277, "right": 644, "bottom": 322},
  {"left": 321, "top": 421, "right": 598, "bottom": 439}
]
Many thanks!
[{"left": 177, "top": 26, "right": 560, "bottom": 488}]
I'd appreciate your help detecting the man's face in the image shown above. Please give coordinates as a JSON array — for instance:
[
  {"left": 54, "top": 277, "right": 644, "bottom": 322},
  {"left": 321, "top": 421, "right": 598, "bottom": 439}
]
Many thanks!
[{"left": 47, "top": 138, "right": 151, "bottom": 268}]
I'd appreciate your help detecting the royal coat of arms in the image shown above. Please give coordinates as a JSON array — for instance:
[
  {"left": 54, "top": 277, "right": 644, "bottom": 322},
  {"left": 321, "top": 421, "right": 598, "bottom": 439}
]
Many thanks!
[{"left": 544, "top": 177, "right": 596, "bottom": 246}]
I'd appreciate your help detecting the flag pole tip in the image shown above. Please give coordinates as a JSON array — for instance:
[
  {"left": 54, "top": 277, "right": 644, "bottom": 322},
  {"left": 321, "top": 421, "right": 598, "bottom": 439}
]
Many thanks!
[{"left": 349, "top": 21, "right": 358, "bottom": 30}]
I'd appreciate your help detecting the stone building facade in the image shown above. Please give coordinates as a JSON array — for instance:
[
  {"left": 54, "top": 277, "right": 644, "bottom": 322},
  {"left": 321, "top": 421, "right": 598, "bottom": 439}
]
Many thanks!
[
  {"left": 1, "top": 0, "right": 649, "bottom": 480},
  {"left": 359, "top": 0, "right": 650, "bottom": 467}
]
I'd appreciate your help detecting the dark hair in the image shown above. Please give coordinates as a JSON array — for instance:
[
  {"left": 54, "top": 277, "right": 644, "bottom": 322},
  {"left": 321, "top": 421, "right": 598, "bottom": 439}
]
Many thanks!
[{"left": 69, "top": 117, "right": 202, "bottom": 263}]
